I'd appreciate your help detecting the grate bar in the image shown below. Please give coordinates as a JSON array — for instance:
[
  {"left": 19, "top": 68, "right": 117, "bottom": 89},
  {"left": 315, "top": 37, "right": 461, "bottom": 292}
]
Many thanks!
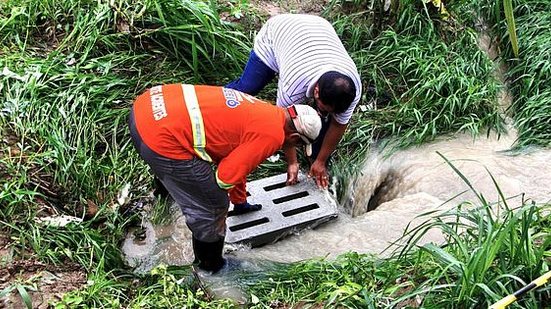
[{"left": 225, "top": 172, "right": 338, "bottom": 247}]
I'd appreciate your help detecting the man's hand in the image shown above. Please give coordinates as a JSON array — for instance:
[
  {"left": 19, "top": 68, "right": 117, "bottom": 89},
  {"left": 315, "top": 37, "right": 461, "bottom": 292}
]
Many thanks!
[
  {"left": 307, "top": 118, "right": 346, "bottom": 189},
  {"left": 286, "top": 162, "right": 300, "bottom": 185},
  {"left": 309, "top": 159, "right": 329, "bottom": 188}
]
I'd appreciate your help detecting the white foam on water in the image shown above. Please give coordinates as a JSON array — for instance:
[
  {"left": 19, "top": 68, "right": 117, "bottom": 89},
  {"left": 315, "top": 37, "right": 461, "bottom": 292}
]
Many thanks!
[{"left": 122, "top": 130, "right": 551, "bottom": 297}]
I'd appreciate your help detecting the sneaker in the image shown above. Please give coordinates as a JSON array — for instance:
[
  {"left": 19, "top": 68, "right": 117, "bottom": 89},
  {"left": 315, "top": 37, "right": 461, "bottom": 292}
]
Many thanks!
[{"left": 229, "top": 202, "right": 262, "bottom": 216}]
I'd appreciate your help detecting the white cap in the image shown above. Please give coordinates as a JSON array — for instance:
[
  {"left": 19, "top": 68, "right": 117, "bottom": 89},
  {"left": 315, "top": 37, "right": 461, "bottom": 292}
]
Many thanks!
[{"left": 287, "top": 105, "right": 322, "bottom": 156}]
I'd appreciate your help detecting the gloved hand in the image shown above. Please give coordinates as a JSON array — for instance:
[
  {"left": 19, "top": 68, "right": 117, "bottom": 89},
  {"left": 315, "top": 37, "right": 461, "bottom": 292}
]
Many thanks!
[{"left": 231, "top": 202, "right": 262, "bottom": 215}]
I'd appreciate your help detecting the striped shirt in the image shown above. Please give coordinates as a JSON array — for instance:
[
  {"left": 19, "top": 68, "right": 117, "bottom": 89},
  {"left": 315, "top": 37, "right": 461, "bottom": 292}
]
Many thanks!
[{"left": 253, "top": 14, "right": 362, "bottom": 124}]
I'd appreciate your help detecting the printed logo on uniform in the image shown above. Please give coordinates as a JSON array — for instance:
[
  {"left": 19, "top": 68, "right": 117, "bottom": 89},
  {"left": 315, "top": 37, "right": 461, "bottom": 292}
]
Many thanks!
[
  {"left": 223, "top": 88, "right": 258, "bottom": 108},
  {"left": 223, "top": 88, "right": 240, "bottom": 108},
  {"left": 150, "top": 86, "right": 167, "bottom": 120}
]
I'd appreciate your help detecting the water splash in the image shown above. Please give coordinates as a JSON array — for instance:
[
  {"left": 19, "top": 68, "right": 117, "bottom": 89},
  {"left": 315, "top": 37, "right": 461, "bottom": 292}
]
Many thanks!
[{"left": 122, "top": 130, "right": 551, "bottom": 271}]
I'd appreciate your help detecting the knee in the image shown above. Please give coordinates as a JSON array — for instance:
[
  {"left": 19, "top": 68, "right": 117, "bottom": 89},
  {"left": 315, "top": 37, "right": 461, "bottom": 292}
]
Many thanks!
[{"left": 185, "top": 216, "right": 226, "bottom": 243}]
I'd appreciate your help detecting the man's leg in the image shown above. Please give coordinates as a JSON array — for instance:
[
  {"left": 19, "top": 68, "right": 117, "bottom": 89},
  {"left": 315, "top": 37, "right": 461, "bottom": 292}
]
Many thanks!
[
  {"left": 226, "top": 50, "right": 276, "bottom": 95},
  {"left": 129, "top": 111, "right": 227, "bottom": 272},
  {"left": 153, "top": 176, "right": 169, "bottom": 199},
  {"left": 160, "top": 158, "right": 228, "bottom": 273},
  {"left": 129, "top": 109, "right": 170, "bottom": 200},
  {"left": 191, "top": 237, "right": 225, "bottom": 272}
]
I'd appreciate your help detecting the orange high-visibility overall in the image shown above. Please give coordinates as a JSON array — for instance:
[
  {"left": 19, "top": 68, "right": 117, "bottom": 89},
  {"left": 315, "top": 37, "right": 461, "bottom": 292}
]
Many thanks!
[{"left": 132, "top": 84, "right": 285, "bottom": 204}]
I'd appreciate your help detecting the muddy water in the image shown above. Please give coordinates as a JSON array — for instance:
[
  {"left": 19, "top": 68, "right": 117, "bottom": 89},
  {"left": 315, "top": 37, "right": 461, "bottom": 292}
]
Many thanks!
[{"left": 123, "top": 129, "right": 551, "bottom": 270}]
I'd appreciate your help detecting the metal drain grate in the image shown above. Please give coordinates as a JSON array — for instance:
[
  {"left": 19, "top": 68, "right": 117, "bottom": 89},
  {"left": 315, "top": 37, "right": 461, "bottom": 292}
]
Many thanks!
[{"left": 225, "top": 172, "right": 338, "bottom": 247}]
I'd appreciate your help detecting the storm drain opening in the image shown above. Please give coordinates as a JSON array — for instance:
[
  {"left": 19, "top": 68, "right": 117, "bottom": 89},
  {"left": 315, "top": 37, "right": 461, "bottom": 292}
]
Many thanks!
[
  {"left": 263, "top": 181, "right": 287, "bottom": 192},
  {"left": 282, "top": 203, "right": 319, "bottom": 217},
  {"left": 273, "top": 191, "right": 309, "bottom": 204},
  {"left": 228, "top": 217, "right": 269, "bottom": 232},
  {"left": 367, "top": 170, "right": 401, "bottom": 212},
  {"left": 227, "top": 210, "right": 240, "bottom": 217}
]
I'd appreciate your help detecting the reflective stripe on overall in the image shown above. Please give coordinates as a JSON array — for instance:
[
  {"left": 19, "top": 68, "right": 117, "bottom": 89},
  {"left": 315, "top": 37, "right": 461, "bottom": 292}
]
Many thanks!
[
  {"left": 182, "top": 84, "right": 212, "bottom": 162},
  {"left": 181, "top": 85, "right": 233, "bottom": 190}
]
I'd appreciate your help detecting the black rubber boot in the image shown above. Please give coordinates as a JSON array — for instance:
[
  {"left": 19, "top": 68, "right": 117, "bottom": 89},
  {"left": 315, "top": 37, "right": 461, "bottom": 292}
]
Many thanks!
[{"left": 192, "top": 237, "right": 225, "bottom": 273}]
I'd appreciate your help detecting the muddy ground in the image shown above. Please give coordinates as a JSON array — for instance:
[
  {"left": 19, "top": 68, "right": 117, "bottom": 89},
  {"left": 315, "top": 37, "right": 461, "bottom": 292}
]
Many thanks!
[{"left": 1, "top": 234, "right": 86, "bottom": 309}]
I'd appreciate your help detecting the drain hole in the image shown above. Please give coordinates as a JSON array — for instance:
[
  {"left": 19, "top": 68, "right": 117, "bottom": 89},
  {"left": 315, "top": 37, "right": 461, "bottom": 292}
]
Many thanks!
[
  {"left": 367, "top": 172, "right": 399, "bottom": 212},
  {"left": 228, "top": 217, "right": 269, "bottom": 232},
  {"left": 282, "top": 204, "right": 319, "bottom": 217},
  {"left": 263, "top": 181, "right": 287, "bottom": 192},
  {"left": 273, "top": 191, "right": 309, "bottom": 204}
]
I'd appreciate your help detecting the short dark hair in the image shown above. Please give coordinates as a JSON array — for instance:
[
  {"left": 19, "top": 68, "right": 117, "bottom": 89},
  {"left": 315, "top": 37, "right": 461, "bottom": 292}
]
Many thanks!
[{"left": 318, "top": 71, "right": 356, "bottom": 114}]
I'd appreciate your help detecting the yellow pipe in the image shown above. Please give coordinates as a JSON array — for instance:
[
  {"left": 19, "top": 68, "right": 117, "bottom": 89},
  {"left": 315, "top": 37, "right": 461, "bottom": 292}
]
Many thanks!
[
  {"left": 489, "top": 271, "right": 551, "bottom": 309},
  {"left": 489, "top": 295, "right": 516, "bottom": 309},
  {"left": 533, "top": 271, "right": 551, "bottom": 287}
]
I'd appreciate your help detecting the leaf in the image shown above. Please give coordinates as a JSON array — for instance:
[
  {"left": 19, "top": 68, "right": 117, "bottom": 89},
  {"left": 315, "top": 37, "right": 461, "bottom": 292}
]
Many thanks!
[
  {"left": 251, "top": 293, "right": 260, "bottom": 304},
  {"left": 502, "top": 0, "right": 519, "bottom": 57},
  {"left": 15, "top": 284, "right": 33, "bottom": 309},
  {"left": 0, "top": 285, "right": 15, "bottom": 298},
  {"left": 421, "top": 243, "right": 463, "bottom": 274}
]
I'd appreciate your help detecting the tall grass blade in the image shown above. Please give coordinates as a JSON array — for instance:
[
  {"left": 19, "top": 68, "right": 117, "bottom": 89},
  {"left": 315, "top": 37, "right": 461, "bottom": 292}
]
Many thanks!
[
  {"left": 15, "top": 284, "right": 33, "bottom": 309},
  {"left": 503, "top": 0, "right": 519, "bottom": 57}
]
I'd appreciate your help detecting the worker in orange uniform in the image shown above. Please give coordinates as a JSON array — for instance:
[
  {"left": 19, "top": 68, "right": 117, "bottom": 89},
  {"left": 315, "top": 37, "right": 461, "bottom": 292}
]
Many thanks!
[{"left": 129, "top": 84, "right": 322, "bottom": 273}]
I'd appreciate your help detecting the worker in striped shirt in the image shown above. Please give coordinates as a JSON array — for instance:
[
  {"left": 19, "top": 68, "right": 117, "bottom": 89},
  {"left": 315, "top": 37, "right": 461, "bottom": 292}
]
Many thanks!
[
  {"left": 129, "top": 84, "right": 322, "bottom": 273},
  {"left": 227, "top": 14, "right": 362, "bottom": 189}
]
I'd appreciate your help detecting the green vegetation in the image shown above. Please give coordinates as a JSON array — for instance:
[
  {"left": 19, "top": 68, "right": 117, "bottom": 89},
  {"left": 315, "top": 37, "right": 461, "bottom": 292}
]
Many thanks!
[
  {"left": 498, "top": 2, "right": 551, "bottom": 147},
  {"left": 1, "top": 0, "right": 249, "bottom": 306},
  {"left": 327, "top": 0, "right": 505, "bottom": 199},
  {"left": 468, "top": 0, "right": 551, "bottom": 147},
  {"left": 55, "top": 265, "right": 237, "bottom": 308},
  {"left": 1, "top": 0, "right": 549, "bottom": 307},
  {"left": 243, "top": 195, "right": 550, "bottom": 308}
]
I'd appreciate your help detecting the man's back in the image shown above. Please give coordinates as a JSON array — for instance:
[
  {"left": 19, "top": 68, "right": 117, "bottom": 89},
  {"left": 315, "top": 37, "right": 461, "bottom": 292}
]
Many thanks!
[{"left": 132, "top": 84, "right": 285, "bottom": 164}]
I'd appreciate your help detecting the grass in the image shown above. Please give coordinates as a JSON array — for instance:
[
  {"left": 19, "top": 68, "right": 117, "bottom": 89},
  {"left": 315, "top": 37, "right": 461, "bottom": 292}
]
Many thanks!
[
  {"left": 240, "top": 172, "right": 550, "bottom": 308},
  {"left": 55, "top": 265, "right": 238, "bottom": 308},
  {"left": 242, "top": 252, "right": 400, "bottom": 308},
  {"left": 1, "top": 0, "right": 250, "bottom": 305},
  {"left": 465, "top": 0, "right": 551, "bottom": 148},
  {"left": 3, "top": 216, "right": 128, "bottom": 270},
  {"left": 394, "top": 154, "right": 551, "bottom": 307},
  {"left": 0, "top": 0, "right": 549, "bottom": 307},
  {"left": 0, "top": 282, "right": 35, "bottom": 309},
  {"left": 325, "top": 0, "right": 504, "bottom": 200},
  {"left": 349, "top": 28, "right": 502, "bottom": 145},
  {"left": 0, "top": 0, "right": 250, "bottom": 223},
  {"left": 505, "top": 9, "right": 551, "bottom": 147}
]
